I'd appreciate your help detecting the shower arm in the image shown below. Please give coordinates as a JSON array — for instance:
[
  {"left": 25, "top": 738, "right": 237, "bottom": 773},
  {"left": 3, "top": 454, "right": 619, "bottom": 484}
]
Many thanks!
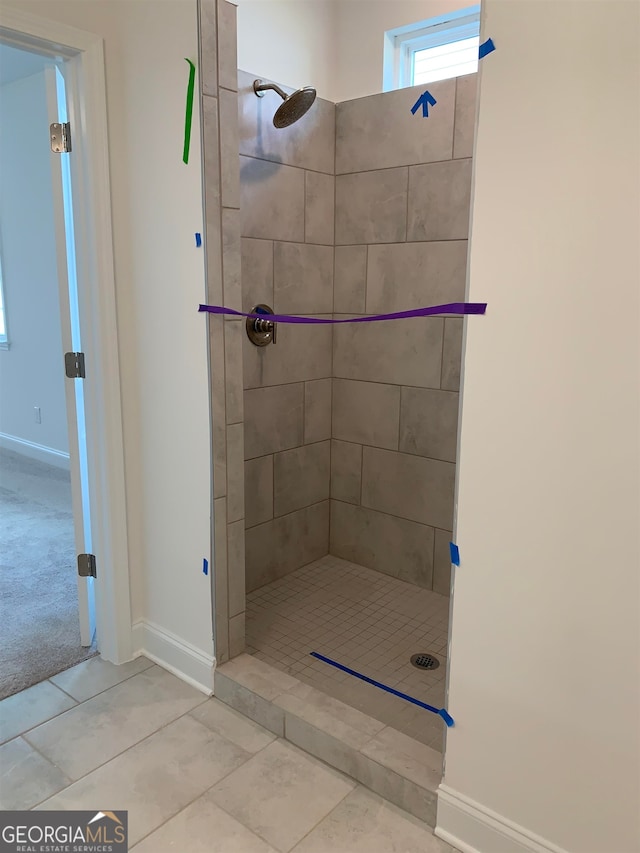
[{"left": 253, "top": 80, "right": 288, "bottom": 101}]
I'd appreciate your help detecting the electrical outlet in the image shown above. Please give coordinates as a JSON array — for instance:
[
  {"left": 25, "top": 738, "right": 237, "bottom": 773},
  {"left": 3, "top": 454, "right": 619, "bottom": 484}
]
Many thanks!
[{"left": 34, "top": 407, "right": 41, "bottom": 424}]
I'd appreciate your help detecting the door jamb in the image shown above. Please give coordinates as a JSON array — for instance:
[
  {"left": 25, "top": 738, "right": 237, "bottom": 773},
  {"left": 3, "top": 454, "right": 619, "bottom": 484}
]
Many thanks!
[{"left": 0, "top": 8, "right": 133, "bottom": 663}]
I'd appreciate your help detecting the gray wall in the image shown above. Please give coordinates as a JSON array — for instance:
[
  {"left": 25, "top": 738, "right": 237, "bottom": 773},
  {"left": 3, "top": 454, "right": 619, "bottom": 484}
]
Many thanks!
[
  {"left": 237, "top": 70, "right": 476, "bottom": 598},
  {"left": 201, "top": 0, "right": 246, "bottom": 663},
  {"left": 238, "top": 70, "right": 335, "bottom": 592},
  {"left": 329, "top": 75, "right": 477, "bottom": 595}
]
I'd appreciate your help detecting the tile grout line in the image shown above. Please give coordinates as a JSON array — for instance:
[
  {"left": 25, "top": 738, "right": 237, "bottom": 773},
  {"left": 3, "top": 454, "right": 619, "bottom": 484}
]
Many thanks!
[
  {"left": 451, "top": 76, "right": 459, "bottom": 160},
  {"left": 1, "top": 660, "right": 155, "bottom": 746},
  {"left": 8, "top": 735, "right": 74, "bottom": 798},
  {"left": 334, "top": 154, "right": 470, "bottom": 178},
  {"left": 127, "top": 719, "right": 280, "bottom": 848},
  {"left": 328, "top": 136, "right": 337, "bottom": 547},
  {"left": 23, "top": 695, "right": 210, "bottom": 810},
  {"left": 287, "top": 780, "right": 357, "bottom": 851},
  {"left": 218, "top": 74, "right": 234, "bottom": 658},
  {"left": 404, "top": 165, "right": 410, "bottom": 244},
  {"left": 52, "top": 656, "right": 157, "bottom": 704},
  {"left": 239, "top": 151, "right": 334, "bottom": 178},
  {"left": 246, "top": 372, "right": 451, "bottom": 394}
]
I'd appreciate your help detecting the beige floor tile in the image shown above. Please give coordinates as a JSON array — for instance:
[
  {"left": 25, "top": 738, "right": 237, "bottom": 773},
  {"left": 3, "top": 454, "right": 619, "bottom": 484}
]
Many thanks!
[
  {"left": 24, "top": 666, "right": 205, "bottom": 780},
  {"left": 50, "top": 655, "right": 153, "bottom": 702},
  {"left": 275, "top": 682, "right": 384, "bottom": 749},
  {"left": 217, "top": 654, "right": 299, "bottom": 700},
  {"left": 0, "top": 680, "right": 76, "bottom": 744},
  {"left": 292, "top": 786, "right": 454, "bottom": 853},
  {"left": 37, "top": 715, "right": 251, "bottom": 847},
  {"left": 189, "top": 697, "right": 276, "bottom": 753},
  {"left": 361, "top": 726, "right": 442, "bottom": 788},
  {"left": 132, "top": 789, "right": 277, "bottom": 852},
  {"left": 0, "top": 737, "right": 71, "bottom": 809},
  {"left": 210, "top": 740, "right": 355, "bottom": 852}
]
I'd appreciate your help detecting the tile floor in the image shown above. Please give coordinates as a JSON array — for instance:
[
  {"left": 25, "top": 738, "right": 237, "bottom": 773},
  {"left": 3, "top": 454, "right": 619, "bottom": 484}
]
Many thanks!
[
  {"left": 246, "top": 556, "right": 450, "bottom": 750},
  {"left": 0, "top": 655, "right": 454, "bottom": 853}
]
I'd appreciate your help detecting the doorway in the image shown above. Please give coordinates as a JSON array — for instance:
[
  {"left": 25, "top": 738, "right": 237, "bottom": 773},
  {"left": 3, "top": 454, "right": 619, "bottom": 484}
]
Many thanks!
[
  {"left": 0, "top": 43, "right": 98, "bottom": 697},
  {"left": 0, "top": 7, "right": 132, "bottom": 691},
  {"left": 0, "top": 42, "right": 96, "bottom": 697}
]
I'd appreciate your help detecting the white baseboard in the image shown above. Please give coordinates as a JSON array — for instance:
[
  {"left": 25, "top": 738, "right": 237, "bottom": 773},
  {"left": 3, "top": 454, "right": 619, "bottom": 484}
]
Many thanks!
[
  {"left": 436, "top": 785, "right": 568, "bottom": 853},
  {"left": 0, "top": 432, "right": 70, "bottom": 469},
  {"left": 132, "top": 619, "right": 215, "bottom": 695}
]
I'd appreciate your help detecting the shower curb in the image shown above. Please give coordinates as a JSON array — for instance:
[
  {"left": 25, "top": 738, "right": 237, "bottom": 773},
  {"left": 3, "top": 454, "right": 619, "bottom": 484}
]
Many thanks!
[{"left": 214, "top": 654, "right": 443, "bottom": 827}]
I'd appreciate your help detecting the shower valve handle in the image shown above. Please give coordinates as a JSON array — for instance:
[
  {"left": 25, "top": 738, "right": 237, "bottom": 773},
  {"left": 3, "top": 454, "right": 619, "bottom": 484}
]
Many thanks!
[
  {"left": 246, "top": 304, "right": 277, "bottom": 346},
  {"left": 254, "top": 317, "right": 277, "bottom": 343}
]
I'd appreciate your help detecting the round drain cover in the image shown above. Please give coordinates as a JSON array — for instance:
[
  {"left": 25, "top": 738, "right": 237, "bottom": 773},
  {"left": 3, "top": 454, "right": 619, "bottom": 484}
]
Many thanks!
[{"left": 410, "top": 653, "right": 440, "bottom": 671}]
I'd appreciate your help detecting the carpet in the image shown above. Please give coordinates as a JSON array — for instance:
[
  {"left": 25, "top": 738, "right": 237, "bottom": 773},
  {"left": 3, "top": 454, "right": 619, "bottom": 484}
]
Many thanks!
[{"left": 0, "top": 448, "right": 95, "bottom": 700}]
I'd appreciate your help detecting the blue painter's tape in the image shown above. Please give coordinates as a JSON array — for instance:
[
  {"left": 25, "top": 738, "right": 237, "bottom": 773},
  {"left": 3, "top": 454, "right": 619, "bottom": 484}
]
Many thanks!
[
  {"left": 195, "top": 232, "right": 202, "bottom": 247},
  {"left": 478, "top": 38, "right": 495, "bottom": 59},
  {"left": 411, "top": 89, "right": 437, "bottom": 117},
  {"left": 310, "top": 652, "right": 451, "bottom": 722},
  {"left": 449, "top": 542, "right": 460, "bottom": 566},
  {"left": 438, "top": 708, "right": 455, "bottom": 727},
  {"left": 202, "top": 558, "right": 208, "bottom": 575}
]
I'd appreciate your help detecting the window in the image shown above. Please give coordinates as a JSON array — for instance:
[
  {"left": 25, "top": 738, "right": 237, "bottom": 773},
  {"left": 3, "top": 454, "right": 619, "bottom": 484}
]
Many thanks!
[{"left": 384, "top": 6, "right": 481, "bottom": 91}]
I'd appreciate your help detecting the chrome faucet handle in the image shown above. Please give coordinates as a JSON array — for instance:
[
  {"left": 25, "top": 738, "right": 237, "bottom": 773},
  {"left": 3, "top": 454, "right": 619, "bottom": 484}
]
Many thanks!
[{"left": 246, "top": 305, "right": 276, "bottom": 346}]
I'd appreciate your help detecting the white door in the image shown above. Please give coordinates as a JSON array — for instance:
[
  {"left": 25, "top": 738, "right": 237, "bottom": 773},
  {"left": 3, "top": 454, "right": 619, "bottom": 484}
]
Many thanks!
[{"left": 46, "top": 62, "right": 96, "bottom": 647}]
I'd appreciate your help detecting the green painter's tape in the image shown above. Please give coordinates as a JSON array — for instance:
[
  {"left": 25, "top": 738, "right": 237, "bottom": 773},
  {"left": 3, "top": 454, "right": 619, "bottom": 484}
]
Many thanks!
[{"left": 183, "top": 59, "right": 196, "bottom": 164}]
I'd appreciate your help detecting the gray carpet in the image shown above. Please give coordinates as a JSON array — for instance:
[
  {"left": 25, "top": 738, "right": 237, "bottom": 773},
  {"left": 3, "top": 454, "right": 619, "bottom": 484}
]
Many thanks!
[{"left": 0, "top": 448, "right": 95, "bottom": 699}]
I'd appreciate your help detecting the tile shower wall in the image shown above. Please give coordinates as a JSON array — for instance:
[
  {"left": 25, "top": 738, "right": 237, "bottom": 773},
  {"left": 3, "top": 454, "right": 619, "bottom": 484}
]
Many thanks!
[
  {"left": 200, "top": 0, "right": 246, "bottom": 663},
  {"left": 238, "top": 70, "right": 336, "bottom": 593},
  {"left": 330, "top": 75, "right": 477, "bottom": 596}
]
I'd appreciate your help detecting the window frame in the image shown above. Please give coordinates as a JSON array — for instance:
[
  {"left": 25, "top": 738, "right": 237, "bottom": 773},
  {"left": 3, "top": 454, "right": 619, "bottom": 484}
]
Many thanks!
[{"left": 383, "top": 5, "right": 481, "bottom": 92}]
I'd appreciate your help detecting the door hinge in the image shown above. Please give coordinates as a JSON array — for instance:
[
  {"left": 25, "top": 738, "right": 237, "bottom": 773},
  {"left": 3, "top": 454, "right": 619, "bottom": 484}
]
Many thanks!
[
  {"left": 65, "top": 352, "right": 85, "bottom": 378},
  {"left": 50, "top": 121, "right": 72, "bottom": 153},
  {"left": 77, "top": 553, "right": 97, "bottom": 578}
]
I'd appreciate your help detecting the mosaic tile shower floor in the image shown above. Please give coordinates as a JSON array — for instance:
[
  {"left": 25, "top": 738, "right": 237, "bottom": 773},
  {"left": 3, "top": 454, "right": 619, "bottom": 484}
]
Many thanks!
[{"left": 246, "top": 556, "right": 450, "bottom": 751}]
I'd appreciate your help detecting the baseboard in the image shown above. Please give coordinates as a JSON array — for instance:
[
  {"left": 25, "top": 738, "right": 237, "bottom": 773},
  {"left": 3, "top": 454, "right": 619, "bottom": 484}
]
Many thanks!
[
  {"left": 0, "top": 432, "right": 70, "bottom": 469},
  {"left": 436, "top": 785, "right": 569, "bottom": 853},
  {"left": 131, "top": 619, "right": 215, "bottom": 695}
]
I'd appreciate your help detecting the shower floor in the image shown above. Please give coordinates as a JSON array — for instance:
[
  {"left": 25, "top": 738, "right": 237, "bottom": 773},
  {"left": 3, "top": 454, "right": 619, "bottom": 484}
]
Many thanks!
[{"left": 246, "top": 555, "right": 450, "bottom": 751}]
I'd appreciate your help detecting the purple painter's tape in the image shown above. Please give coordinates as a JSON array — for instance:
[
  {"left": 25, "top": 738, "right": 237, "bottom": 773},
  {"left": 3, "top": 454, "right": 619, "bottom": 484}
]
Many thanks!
[{"left": 199, "top": 302, "right": 487, "bottom": 324}]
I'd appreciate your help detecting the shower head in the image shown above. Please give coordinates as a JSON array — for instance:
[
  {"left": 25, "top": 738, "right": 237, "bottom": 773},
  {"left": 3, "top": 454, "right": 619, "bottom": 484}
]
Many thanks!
[{"left": 253, "top": 79, "right": 317, "bottom": 128}]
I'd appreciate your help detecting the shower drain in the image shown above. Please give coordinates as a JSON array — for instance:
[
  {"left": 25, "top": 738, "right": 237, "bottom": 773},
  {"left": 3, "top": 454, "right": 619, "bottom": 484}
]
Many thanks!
[{"left": 410, "top": 653, "right": 440, "bottom": 671}]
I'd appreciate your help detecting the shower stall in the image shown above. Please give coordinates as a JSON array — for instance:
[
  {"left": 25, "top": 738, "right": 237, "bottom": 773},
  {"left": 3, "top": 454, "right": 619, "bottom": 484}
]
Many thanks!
[{"left": 201, "top": 0, "right": 476, "bottom": 756}]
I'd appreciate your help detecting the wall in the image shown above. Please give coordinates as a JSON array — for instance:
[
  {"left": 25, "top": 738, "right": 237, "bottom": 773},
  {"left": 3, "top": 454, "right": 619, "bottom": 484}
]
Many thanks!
[
  {"left": 0, "top": 70, "right": 69, "bottom": 462},
  {"left": 234, "top": 0, "right": 473, "bottom": 103},
  {"left": 5, "top": 0, "right": 213, "bottom": 683},
  {"left": 235, "top": 0, "right": 336, "bottom": 99},
  {"left": 334, "top": 0, "right": 474, "bottom": 102},
  {"left": 238, "top": 69, "right": 335, "bottom": 593},
  {"left": 438, "top": 2, "right": 640, "bottom": 852},
  {"left": 330, "top": 75, "right": 475, "bottom": 594},
  {"left": 200, "top": 0, "right": 247, "bottom": 663}
]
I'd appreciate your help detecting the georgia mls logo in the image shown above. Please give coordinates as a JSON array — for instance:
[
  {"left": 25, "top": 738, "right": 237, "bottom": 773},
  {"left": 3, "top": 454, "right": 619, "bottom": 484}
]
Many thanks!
[
  {"left": 86, "top": 811, "right": 126, "bottom": 842},
  {"left": 0, "top": 810, "right": 128, "bottom": 853}
]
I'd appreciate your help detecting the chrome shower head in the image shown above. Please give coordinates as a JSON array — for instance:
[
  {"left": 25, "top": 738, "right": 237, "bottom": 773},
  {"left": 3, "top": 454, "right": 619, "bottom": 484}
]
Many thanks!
[{"left": 253, "top": 79, "right": 317, "bottom": 128}]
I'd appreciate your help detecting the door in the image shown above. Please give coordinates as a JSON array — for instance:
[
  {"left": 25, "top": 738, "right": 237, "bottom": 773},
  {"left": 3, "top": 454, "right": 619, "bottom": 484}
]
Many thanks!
[
  {"left": 1, "top": 6, "right": 132, "bottom": 665},
  {"left": 46, "top": 61, "right": 95, "bottom": 646}
]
